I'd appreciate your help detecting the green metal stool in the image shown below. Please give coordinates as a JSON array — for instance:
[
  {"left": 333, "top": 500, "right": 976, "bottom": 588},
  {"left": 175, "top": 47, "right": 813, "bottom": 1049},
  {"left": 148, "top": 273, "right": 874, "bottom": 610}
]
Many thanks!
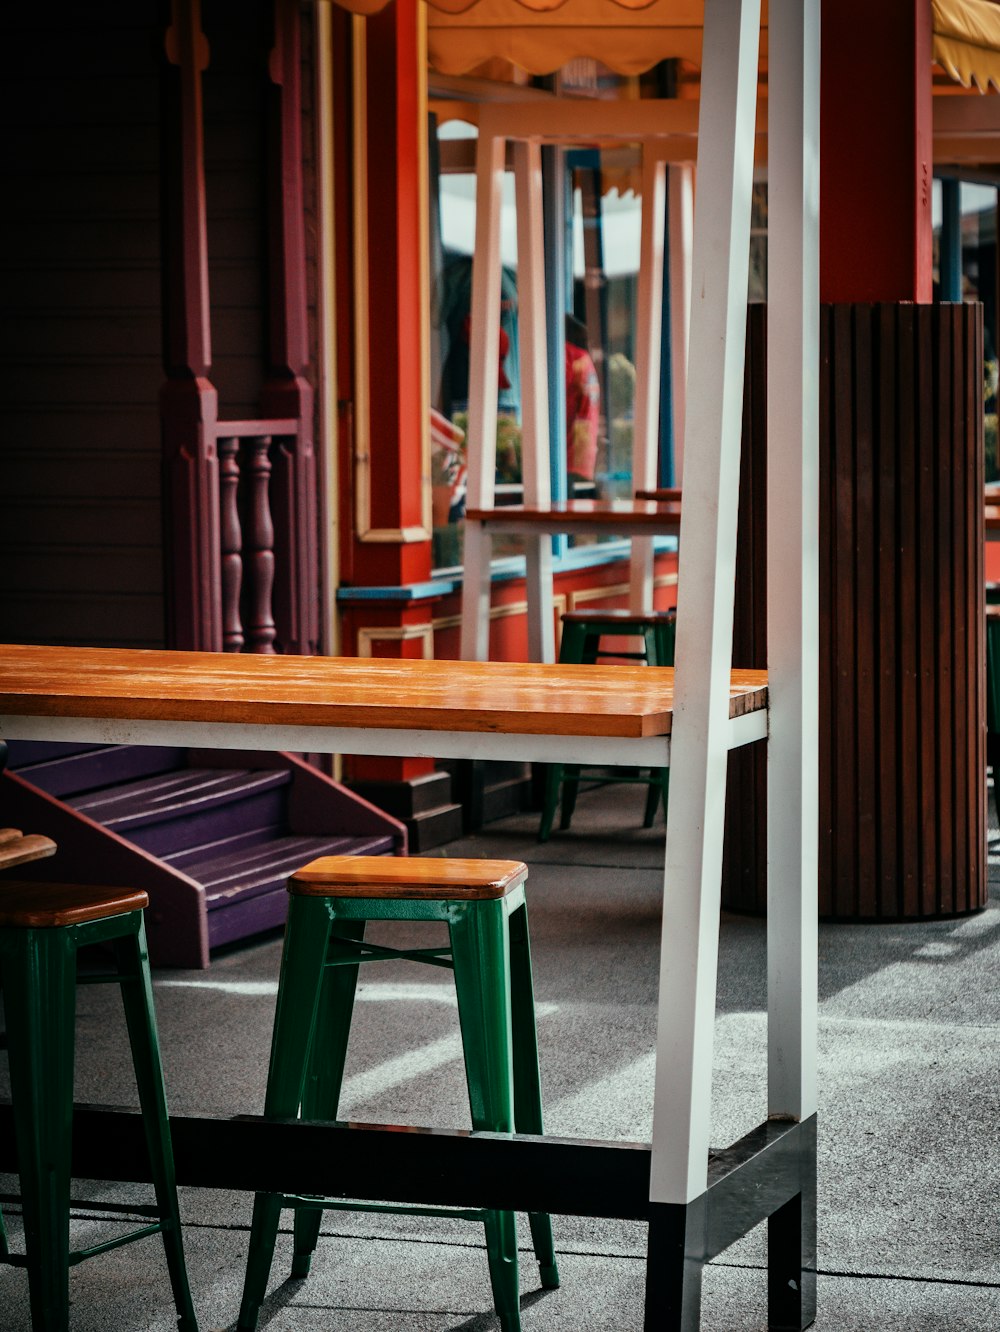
[
  {"left": 237, "top": 855, "right": 558, "bottom": 1332},
  {"left": 539, "top": 607, "right": 676, "bottom": 841},
  {"left": 0, "top": 880, "right": 197, "bottom": 1332}
]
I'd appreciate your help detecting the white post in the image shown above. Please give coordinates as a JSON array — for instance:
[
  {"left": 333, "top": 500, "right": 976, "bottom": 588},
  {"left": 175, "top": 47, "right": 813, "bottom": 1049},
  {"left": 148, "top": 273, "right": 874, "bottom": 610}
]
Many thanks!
[
  {"left": 514, "top": 138, "right": 555, "bottom": 662},
  {"left": 766, "top": 0, "right": 819, "bottom": 1123},
  {"left": 649, "top": 0, "right": 762, "bottom": 1205},
  {"left": 630, "top": 150, "right": 667, "bottom": 611},
  {"left": 459, "top": 127, "right": 506, "bottom": 661},
  {"left": 668, "top": 163, "right": 694, "bottom": 486}
]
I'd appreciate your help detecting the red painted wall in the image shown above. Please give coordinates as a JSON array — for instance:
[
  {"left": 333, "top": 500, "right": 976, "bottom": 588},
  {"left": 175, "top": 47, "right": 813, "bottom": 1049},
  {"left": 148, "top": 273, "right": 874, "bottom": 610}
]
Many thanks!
[{"left": 821, "top": 0, "right": 933, "bottom": 303}]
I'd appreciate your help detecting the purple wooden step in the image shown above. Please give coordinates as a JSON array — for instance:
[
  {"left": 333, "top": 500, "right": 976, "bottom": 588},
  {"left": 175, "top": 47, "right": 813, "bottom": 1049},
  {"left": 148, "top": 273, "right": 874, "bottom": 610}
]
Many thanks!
[
  {"left": 161, "top": 825, "right": 284, "bottom": 870},
  {"left": 67, "top": 768, "right": 291, "bottom": 858},
  {"left": 195, "top": 833, "right": 395, "bottom": 910},
  {"left": 5, "top": 744, "right": 187, "bottom": 798},
  {"left": 204, "top": 835, "right": 396, "bottom": 950},
  {"left": 4, "top": 740, "right": 108, "bottom": 767}
]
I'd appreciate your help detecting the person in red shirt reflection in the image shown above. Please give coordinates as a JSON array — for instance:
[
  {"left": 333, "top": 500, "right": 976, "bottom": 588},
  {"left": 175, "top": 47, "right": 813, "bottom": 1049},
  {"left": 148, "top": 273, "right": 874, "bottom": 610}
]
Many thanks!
[{"left": 564, "top": 313, "right": 600, "bottom": 488}]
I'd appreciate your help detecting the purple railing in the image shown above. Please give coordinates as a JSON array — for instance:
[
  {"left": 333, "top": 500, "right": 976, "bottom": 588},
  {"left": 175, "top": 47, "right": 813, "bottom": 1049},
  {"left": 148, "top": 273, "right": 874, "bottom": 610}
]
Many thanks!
[{"left": 215, "top": 419, "right": 299, "bottom": 654}]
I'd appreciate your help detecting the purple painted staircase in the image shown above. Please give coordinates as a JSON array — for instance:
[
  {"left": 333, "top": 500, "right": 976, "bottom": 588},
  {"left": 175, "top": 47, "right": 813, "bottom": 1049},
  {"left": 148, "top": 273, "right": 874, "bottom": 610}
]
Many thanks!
[{"left": 0, "top": 741, "right": 406, "bottom": 969}]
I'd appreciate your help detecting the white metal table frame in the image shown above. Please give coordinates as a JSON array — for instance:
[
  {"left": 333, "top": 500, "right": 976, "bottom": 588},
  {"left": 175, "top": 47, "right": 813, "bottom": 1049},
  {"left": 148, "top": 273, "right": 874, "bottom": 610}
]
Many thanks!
[
  {"left": 0, "top": 3, "right": 818, "bottom": 1328},
  {"left": 458, "top": 0, "right": 820, "bottom": 1324}
]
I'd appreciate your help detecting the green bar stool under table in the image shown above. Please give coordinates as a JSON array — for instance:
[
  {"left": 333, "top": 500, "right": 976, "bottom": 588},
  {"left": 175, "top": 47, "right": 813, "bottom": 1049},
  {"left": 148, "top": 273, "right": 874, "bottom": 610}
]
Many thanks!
[
  {"left": 539, "top": 607, "right": 676, "bottom": 841},
  {"left": 237, "top": 855, "right": 558, "bottom": 1332},
  {"left": 0, "top": 881, "right": 198, "bottom": 1332}
]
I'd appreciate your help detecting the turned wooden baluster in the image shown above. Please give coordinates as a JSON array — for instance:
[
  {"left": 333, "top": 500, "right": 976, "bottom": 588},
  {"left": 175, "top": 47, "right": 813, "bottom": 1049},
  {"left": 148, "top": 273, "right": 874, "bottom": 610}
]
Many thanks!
[
  {"left": 242, "top": 435, "right": 277, "bottom": 653},
  {"left": 218, "top": 437, "right": 245, "bottom": 652}
]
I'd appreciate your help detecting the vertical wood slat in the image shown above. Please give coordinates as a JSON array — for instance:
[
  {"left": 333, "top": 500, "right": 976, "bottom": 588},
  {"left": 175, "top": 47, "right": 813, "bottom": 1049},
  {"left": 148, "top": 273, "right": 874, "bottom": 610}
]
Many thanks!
[
  {"left": 723, "top": 302, "right": 985, "bottom": 919},
  {"left": 876, "top": 304, "right": 899, "bottom": 915},
  {"left": 831, "top": 305, "right": 858, "bottom": 914},
  {"left": 933, "top": 305, "right": 954, "bottom": 914},
  {"left": 852, "top": 307, "right": 877, "bottom": 916}
]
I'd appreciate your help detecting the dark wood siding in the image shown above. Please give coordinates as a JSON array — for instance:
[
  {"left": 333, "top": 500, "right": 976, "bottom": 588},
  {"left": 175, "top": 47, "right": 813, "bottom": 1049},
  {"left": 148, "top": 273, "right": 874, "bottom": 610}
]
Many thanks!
[
  {"left": 723, "top": 302, "right": 986, "bottom": 919},
  {"left": 0, "top": 5, "right": 165, "bottom": 647}
]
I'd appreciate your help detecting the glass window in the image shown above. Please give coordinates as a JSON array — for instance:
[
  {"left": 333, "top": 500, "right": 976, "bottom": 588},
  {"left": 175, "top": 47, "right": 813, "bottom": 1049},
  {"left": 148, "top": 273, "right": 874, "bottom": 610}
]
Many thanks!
[
  {"left": 429, "top": 118, "right": 651, "bottom": 570},
  {"left": 934, "top": 178, "right": 998, "bottom": 479}
]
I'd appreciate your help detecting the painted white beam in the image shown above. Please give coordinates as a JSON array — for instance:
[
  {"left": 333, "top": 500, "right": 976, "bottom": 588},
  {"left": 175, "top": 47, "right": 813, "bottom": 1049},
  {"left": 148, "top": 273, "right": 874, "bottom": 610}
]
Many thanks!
[
  {"left": 459, "top": 130, "right": 506, "bottom": 662},
  {"left": 668, "top": 164, "right": 694, "bottom": 485},
  {"left": 766, "top": 0, "right": 820, "bottom": 1123},
  {"left": 649, "top": 0, "right": 762, "bottom": 1206},
  {"left": 513, "top": 138, "right": 556, "bottom": 663},
  {"left": 630, "top": 149, "right": 667, "bottom": 612}
]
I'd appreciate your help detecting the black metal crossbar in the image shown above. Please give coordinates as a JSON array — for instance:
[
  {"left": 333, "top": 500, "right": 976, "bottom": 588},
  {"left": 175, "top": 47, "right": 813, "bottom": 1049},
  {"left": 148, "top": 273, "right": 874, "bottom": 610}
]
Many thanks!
[{"left": 0, "top": 1103, "right": 817, "bottom": 1330}]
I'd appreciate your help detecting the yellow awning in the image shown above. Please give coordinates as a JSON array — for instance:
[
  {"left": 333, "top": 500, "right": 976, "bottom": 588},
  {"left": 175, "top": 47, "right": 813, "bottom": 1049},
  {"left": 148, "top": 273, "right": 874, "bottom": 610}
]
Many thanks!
[
  {"left": 332, "top": 0, "right": 1000, "bottom": 89},
  {"left": 325, "top": 0, "right": 767, "bottom": 76},
  {"left": 426, "top": 0, "right": 720, "bottom": 77},
  {"left": 933, "top": 0, "right": 1000, "bottom": 92}
]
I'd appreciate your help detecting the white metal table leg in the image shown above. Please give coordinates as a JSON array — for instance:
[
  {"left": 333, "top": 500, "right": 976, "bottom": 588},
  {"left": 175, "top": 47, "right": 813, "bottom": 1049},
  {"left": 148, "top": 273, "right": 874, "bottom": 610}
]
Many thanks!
[{"left": 766, "top": 0, "right": 820, "bottom": 1322}]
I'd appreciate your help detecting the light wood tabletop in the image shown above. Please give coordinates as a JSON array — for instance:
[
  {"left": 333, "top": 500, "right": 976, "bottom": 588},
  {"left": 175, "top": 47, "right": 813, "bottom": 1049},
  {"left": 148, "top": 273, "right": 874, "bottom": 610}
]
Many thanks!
[{"left": 0, "top": 644, "right": 767, "bottom": 741}]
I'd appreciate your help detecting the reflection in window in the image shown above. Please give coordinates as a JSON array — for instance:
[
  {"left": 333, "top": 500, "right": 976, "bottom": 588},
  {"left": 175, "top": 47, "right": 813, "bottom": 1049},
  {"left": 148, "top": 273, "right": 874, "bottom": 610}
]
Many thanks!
[
  {"left": 934, "top": 177, "right": 998, "bottom": 479},
  {"left": 429, "top": 117, "right": 652, "bottom": 571}
]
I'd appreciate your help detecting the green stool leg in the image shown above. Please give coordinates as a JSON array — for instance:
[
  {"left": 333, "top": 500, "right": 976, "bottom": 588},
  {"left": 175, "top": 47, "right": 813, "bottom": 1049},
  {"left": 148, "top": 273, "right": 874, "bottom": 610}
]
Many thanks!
[
  {"left": 508, "top": 903, "right": 559, "bottom": 1290},
  {"left": 538, "top": 618, "right": 591, "bottom": 841},
  {"left": 292, "top": 919, "right": 367, "bottom": 1278},
  {"left": 1, "top": 927, "right": 77, "bottom": 1332},
  {"left": 449, "top": 901, "right": 521, "bottom": 1332},
  {"left": 641, "top": 622, "right": 673, "bottom": 828},
  {"left": 538, "top": 764, "right": 563, "bottom": 843},
  {"left": 238, "top": 896, "right": 334, "bottom": 1332},
  {"left": 559, "top": 765, "right": 581, "bottom": 830},
  {"left": 557, "top": 624, "right": 601, "bottom": 832},
  {"left": 113, "top": 921, "right": 198, "bottom": 1332}
]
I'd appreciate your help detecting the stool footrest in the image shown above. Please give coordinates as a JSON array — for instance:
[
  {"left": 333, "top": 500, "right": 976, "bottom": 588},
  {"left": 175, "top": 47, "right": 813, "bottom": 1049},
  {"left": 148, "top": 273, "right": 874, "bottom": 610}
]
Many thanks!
[
  {"left": 68, "top": 1220, "right": 168, "bottom": 1266},
  {"left": 1, "top": 1219, "right": 169, "bottom": 1271},
  {"left": 277, "top": 1194, "right": 488, "bottom": 1224},
  {"left": 325, "top": 942, "right": 453, "bottom": 970}
]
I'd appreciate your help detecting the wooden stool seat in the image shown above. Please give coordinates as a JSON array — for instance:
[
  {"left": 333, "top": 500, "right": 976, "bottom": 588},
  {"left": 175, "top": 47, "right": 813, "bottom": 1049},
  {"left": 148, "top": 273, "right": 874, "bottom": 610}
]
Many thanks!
[
  {"left": 238, "top": 855, "right": 557, "bottom": 1332},
  {"left": 291, "top": 855, "right": 527, "bottom": 900},
  {"left": 0, "top": 829, "right": 57, "bottom": 873},
  {"left": 0, "top": 881, "right": 148, "bottom": 928}
]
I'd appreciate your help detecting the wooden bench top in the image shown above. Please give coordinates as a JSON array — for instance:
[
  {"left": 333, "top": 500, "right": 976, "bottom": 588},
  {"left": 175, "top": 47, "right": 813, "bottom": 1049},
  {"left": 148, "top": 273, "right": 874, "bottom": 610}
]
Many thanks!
[
  {"left": 291, "top": 856, "right": 528, "bottom": 900},
  {"left": 465, "top": 498, "right": 683, "bottom": 534},
  {"left": 0, "top": 881, "right": 148, "bottom": 928},
  {"left": 0, "top": 645, "right": 768, "bottom": 740},
  {"left": 0, "top": 830, "right": 57, "bottom": 872}
]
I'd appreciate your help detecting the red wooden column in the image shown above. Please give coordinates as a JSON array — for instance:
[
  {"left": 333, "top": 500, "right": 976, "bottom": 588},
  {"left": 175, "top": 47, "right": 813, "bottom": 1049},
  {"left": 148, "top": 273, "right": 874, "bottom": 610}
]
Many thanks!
[
  {"left": 821, "top": 0, "right": 933, "bottom": 304},
  {"left": 261, "top": 0, "right": 320, "bottom": 656},
  {"left": 339, "top": 5, "right": 460, "bottom": 845},
  {"left": 160, "top": 0, "right": 222, "bottom": 652}
]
